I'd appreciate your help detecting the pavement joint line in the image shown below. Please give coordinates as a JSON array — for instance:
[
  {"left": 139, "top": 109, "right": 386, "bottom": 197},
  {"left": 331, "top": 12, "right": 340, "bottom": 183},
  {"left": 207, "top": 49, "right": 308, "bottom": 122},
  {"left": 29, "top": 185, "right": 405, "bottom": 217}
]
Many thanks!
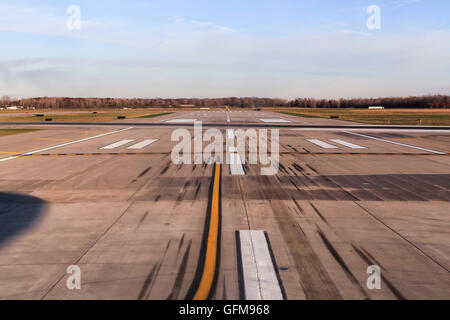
[
  {"left": 354, "top": 202, "right": 450, "bottom": 273},
  {"left": 40, "top": 201, "right": 136, "bottom": 299},
  {"left": 186, "top": 163, "right": 222, "bottom": 300}
]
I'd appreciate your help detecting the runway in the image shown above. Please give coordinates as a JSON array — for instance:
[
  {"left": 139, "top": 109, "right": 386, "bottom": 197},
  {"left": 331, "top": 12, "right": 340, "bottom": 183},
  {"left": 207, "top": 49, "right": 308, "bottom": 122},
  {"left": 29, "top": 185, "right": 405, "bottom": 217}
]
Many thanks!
[{"left": 0, "top": 110, "right": 449, "bottom": 300}]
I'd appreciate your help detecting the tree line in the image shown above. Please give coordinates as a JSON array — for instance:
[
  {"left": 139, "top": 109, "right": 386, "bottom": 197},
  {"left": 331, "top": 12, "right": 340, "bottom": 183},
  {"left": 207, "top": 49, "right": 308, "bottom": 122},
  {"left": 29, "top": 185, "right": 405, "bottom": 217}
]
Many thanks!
[
  {"left": 288, "top": 95, "right": 449, "bottom": 109},
  {"left": 2, "top": 95, "right": 449, "bottom": 109}
]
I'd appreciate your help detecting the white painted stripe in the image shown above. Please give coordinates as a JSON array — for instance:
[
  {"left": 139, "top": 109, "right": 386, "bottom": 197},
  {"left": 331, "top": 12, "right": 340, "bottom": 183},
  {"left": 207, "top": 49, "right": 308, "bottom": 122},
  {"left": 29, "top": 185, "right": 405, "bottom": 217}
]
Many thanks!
[
  {"left": 127, "top": 139, "right": 158, "bottom": 149},
  {"left": 239, "top": 231, "right": 260, "bottom": 300},
  {"left": 343, "top": 131, "right": 446, "bottom": 155},
  {"left": 0, "top": 156, "right": 19, "bottom": 162},
  {"left": 307, "top": 139, "right": 339, "bottom": 149},
  {"left": 238, "top": 230, "right": 283, "bottom": 300},
  {"left": 229, "top": 152, "right": 245, "bottom": 175},
  {"left": 0, "top": 127, "right": 134, "bottom": 163},
  {"left": 227, "top": 129, "right": 235, "bottom": 140},
  {"left": 101, "top": 140, "right": 134, "bottom": 150},
  {"left": 329, "top": 139, "right": 366, "bottom": 149},
  {"left": 260, "top": 119, "right": 291, "bottom": 123},
  {"left": 227, "top": 130, "right": 242, "bottom": 173},
  {"left": 166, "top": 119, "right": 197, "bottom": 123},
  {"left": 226, "top": 112, "right": 231, "bottom": 123}
]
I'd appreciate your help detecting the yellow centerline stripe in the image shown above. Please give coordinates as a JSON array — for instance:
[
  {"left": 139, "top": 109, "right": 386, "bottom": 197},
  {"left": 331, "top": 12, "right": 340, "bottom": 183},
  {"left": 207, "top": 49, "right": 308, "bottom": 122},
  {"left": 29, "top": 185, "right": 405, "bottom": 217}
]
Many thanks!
[{"left": 193, "top": 163, "right": 221, "bottom": 300}]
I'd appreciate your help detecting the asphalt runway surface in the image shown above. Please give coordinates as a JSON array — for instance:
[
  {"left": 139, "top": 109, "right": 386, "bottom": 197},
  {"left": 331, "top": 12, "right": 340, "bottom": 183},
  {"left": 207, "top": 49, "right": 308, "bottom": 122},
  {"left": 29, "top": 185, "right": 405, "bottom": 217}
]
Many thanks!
[{"left": 0, "top": 110, "right": 449, "bottom": 300}]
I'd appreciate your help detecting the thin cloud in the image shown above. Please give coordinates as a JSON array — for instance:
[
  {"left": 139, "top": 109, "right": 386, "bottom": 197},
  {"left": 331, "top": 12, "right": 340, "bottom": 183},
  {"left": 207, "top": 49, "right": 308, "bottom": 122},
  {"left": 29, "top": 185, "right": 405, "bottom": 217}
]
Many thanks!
[
  {"left": 392, "top": 0, "right": 421, "bottom": 9},
  {"left": 168, "top": 16, "right": 185, "bottom": 23},
  {"left": 0, "top": 3, "right": 129, "bottom": 45},
  {"left": 168, "top": 15, "right": 236, "bottom": 33},
  {"left": 338, "top": 29, "right": 373, "bottom": 36},
  {"left": 1, "top": 30, "right": 449, "bottom": 99}
]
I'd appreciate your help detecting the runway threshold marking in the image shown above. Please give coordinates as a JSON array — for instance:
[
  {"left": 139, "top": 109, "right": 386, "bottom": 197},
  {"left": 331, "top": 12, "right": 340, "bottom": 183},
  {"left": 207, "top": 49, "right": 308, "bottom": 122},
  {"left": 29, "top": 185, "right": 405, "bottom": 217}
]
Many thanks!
[
  {"left": 344, "top": 131, "right": 447, "bottom": 155},
  {"left": 127, "top": 139, "right": 158, "bottom": 149},
  {"left": 307, "top": 139, "right": 339, "bottom": 149},
  {"left": 0, "top": 127, "right": 134, "bottom": 163},
  {"left": 101, "top": 139, "right": 134, "bottom": 150},
  {"left": 329, "top": 139, "right": 366, "bottom": 149},
  {"left": 186, "top": 163, "right": 222, "bottom": 300},
  {"left": 236, "top": 230, "right": 285, "bottom": 300}
]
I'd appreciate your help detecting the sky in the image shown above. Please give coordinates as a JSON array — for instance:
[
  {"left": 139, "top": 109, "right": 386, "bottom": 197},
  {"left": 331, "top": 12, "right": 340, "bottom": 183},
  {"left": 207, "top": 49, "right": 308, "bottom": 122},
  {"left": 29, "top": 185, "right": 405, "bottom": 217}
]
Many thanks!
[{"left": 0, "top": 0, "right": 449, "bottom": 99}]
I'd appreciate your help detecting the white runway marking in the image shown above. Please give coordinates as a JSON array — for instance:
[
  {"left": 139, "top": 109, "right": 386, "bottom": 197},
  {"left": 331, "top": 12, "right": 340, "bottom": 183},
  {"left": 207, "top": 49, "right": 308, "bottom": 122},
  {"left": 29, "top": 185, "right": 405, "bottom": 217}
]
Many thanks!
[
  {"left": 0, "top": 156, "right": 20, "bottom": 162},
  {"left": 307, "top": 139, "right": 339, "bottom": 149},
  {"left": 229, "top": 151, "right": 245, "bottom": 175},
  {"left": 127, "top": 139, "right": 158, "bottom": 149},
  {"left": 238, "top": 230, "right": 284, "bottom": 300},
  {"left": 329, "top": 139, "right": 366, "bottom": 149},
  {"left": 226, "top": 111, "right": 231, "bottom": 123},
  {"left": 227, "top": 130, "right": 245, "bottom": 174},
  {"left": 101, "top": 140, "right": 134, "bottom": 150},
  {"left": 343, "top": 131, "right": 446, "bottom": 155},
  {"left": 165, "top": 119, "right": 197, "bottom": 123},
  {"left": 0, "top": 127, "right": 134, "bottom": 163},
  {"left": 260, "top": 119, "right": 291, "bottom": 123}
]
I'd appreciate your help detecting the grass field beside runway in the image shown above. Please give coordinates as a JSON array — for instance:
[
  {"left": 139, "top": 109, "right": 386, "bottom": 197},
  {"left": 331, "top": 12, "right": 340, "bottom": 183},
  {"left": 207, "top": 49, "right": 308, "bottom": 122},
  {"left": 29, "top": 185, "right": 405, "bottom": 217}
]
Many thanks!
[
  {"left": 0, "top": 129, "right": 40, "bottom": 137},
  {"left": 0, "top": 110, "right": 177, "bottom": 122},
  {"left": 277, "top": 108, "right": 450, "bottom": 125}
]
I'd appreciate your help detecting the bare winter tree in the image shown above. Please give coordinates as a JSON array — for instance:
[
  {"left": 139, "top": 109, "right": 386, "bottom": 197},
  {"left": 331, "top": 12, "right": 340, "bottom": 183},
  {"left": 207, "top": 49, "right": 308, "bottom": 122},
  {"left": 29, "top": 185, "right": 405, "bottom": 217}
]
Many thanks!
[{"left": 1, "top": 95, "right": 11, "bottom": 106}]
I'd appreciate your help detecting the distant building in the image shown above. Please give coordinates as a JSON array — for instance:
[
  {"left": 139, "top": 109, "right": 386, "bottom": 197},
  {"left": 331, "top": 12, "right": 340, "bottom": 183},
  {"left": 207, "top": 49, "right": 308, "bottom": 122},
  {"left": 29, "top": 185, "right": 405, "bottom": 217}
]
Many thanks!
[{"left": 6, "top": 106, "right": 20, "bottom": 110}]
